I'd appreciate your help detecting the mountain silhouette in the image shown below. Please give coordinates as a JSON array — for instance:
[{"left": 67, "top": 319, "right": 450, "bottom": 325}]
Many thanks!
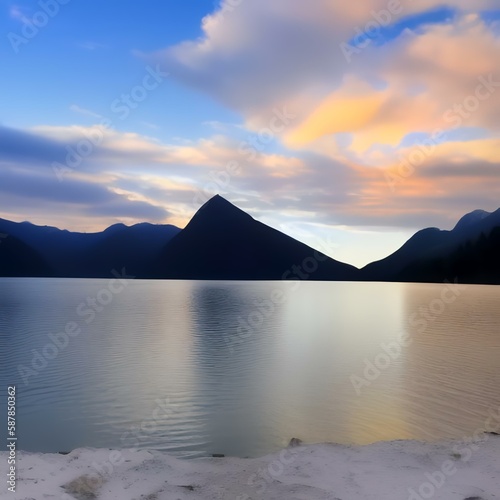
[
  {"left": 453, "top": 209, "right": 491, "bottom": 232},
  {"left": 150, "top": 195, "right": 358, "bottom": 280},
  {"left": 0, "top": 218, "right": 180, "bottom": 278},
  {"left": 396, "top": 226, "right": 500, "bottom": 284},
  {"left": 1, "top": 199, "right": 500, "bottom": 284},
  {"left": 361, "top": 209, "right": 500, "bottom": 283},
  {"left": 80, "top": 223, "right": 181, "bottom": 277}
]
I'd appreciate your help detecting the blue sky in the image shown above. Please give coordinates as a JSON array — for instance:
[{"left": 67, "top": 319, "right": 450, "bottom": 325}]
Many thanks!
[
  {"left": 0, "top": 1, "right": 233, "bottom": 137},
  {"left": 1, "top": 0, "right": 500, "bottom": 267},
  {"left": 349, "top": 6, "right": 457, "bottom": 47}
]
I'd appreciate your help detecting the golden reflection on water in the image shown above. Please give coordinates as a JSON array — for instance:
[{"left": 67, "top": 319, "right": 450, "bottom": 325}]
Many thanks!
[
  {"left": 260, "top": 282, "right": 500, "bottom": 450},
  {"left": 399, "top": 283, "right": 500, "bottom": 441}
]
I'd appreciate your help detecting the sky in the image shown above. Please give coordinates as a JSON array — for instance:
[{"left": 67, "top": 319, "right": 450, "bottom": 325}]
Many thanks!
[{"left": 1, "top": 0, "right": 500, "bottom": 268}]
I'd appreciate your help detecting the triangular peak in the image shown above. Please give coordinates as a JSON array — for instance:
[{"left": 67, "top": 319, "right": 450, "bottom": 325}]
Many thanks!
[
  {"left": 191, "top": 195, "right": 253, "bottom": 225},
  {"left": 199, "top": 194, "right": 235, "bottom": 209}
]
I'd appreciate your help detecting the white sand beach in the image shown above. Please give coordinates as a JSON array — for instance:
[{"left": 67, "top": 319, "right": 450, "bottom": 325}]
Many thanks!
[{"left": 2, "top": 436, "right": 500, "bottom": 499}]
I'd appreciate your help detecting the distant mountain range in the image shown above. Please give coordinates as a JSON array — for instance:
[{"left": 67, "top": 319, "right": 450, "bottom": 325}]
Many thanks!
[
  {"left": 1, "top": 196, "right": 499, "bottom": 284},
  {"left": 0, "top": 217, "right": 180, "bottom": 278}
]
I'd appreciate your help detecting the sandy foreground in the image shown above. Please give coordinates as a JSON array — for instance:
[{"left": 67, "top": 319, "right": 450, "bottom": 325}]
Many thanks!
[{"left": 2, "top": 437, "right": 500, "bottom": 500}]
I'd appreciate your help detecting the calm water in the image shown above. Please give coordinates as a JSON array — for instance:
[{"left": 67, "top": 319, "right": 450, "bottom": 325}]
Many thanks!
[{"left": 1, "top": 279, "right": 500, "bottom": 458}]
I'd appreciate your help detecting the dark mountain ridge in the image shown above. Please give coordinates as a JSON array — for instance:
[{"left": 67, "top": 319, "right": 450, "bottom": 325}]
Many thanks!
[
  {"left": 0, "top": 218, "right": 180, "bottom": 278},
  {"left": 1, "top": 197, "right": 499, "bottom": 284},
  {"left": 0, "top": 233, "right": 52, "bottom": 277},
  {"left": 361, "top": 208, "right": 500, "bottom": 283}
]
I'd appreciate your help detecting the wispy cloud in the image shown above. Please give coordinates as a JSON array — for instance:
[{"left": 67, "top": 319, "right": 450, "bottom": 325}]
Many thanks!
[
  {"left": 78, "top": 41, "right": 108, "bottom": 51},
  {"left": 9, "top": 4, "right": 29, "bottom": 23},
  {"left": 69, "top": 104, "right": 104, "bottom": 120},
  {"left": 140, "top": 121, "right": 159, "bottom": 130},
  {"left": 202, "top": 120, "right": 238, "bottom": 132}
]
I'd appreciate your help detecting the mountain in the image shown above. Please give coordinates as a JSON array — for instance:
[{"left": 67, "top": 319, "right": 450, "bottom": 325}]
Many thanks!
[
  {"left": 0, "top": 219, "right": 180, "bottom": 278},
  {"left": 396, "top": 226, "right": 500, "bottom": 284},
  {"left": 360, "top": 227, "right": 444, "bottom": 281},
  {"left": 0, "top": 234, "right": 52, "bottom": 277},
  {"left": 79, "top": 223, "right": 181, "bottom": 277},
  {"left": 151, "top": 195, "right": 358, "bottom": 280},
  {"left": 0, "top": 218, "right": 108, "bottom": 277},
  {"left": 2, "top": 201, "right": 500, "bottom": 283},
  {"left": 453, "top": 209, "right": 491, "bottom": 232},
  {"left": 361, "top": 208, "right": 500, "bottom": 284}
]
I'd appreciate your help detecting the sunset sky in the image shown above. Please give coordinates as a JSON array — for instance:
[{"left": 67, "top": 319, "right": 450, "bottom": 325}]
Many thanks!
[{"left": 1, "top": 0, "right": 500, "bottom": 267}]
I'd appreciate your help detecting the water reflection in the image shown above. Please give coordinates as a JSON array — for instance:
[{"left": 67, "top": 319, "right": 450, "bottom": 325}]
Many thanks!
[
  {"left": 400, "top": 283, "right": 500, "bottom": 440},
  {"left": 1, "top": 279, "right": 500, "bottom": 457},
  {"left": 189, "top": 282, "right": 280, "bottom": 457}
]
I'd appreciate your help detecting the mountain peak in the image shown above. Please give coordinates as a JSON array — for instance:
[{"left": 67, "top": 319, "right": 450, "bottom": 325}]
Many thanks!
[
  {"left": 191, "top": 195, "right": 252, "bottom": 225},
  {"left": 155, "top": 195, "right": 357, "bottom": 280},
  {"left": 200, "top": 194, "right": 234, "bottom": 209},
  {"left": 453, "top": 209, "right": 491, "bottom": 231}
]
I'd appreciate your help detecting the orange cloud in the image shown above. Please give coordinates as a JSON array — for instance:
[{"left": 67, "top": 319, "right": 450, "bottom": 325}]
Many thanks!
[{"left": 285, "top": 79, "right": 384, "bottom": 148}]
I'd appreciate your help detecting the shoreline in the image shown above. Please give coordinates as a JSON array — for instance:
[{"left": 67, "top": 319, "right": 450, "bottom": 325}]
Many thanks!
[{"left": 2, "top": 436, "right": 499, "bottom": 499}]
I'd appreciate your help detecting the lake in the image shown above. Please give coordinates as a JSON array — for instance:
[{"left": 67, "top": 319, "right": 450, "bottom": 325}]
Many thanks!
[{"left": 1, "top": 278, "right": 500, "bottom": 458}]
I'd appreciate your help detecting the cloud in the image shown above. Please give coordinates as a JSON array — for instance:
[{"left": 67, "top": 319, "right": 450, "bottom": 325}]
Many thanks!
[
  {"left": 143, "top": 0, "right": 500, "bottom": 232},
  {"left": 0, "top": 125, "right": 173, "bottom": 225},
  {"left": 26, "top": 124, "right": 306, "bottom": 178},
  {"left": 4, "top": 114, "right": 500, "bottom": 234},
  {"left": 286, "top": 14, "right": 500, "bottom": 153},
  {"left": 69, "top": 105, "right": 104, "bottom": 119},
  {"left": 285, "top": 77, "right": 389, "bottom": 149},
  {"left": 146, "top": 0, "right": 350, "bottom": 124},
  {"left": 9, "top": 5, "right": 29, "bottom": 23},
  {"left": 0, "top": 125, "right": 69, "bottom": 164},
  {"left": 140, "top": 0, "right": 500, "bottom": 203},
  {"left": 353, "top": 137, "right": 500, "bottom": 227},
  {"left": 140, "top": 121, "right": 159, "bottom": 130},
  {"left": 0, "top": 163, "right": 169, "bottom": 218},
  {"left": 0, "top": 123, "right": 307, "bottom": 229},
  {"left": 148, "top": 1, "right": 499, "bottom": 130}
]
